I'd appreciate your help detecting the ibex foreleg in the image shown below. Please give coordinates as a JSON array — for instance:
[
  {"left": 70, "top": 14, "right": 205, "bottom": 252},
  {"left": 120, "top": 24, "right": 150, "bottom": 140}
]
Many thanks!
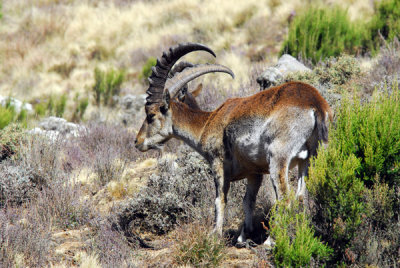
[{"left": 212, "top": 160, "right": 230, "bottom": 236}]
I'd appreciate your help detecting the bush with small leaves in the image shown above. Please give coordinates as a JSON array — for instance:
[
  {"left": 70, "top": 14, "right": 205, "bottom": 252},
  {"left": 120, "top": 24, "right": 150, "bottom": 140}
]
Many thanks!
[
  {"left": 269, "top": 195, "right": 332, "bottom": 267},
  {"left": 368, "top": 0, "right": 400, "bottom": 53},
  {"left": 173, "top": 223, "right": 226, "bottom": 267},
  {"left": 140, "top": 57, "right": 157, "bottom": 81},
  {"left": 281, "top": 6, "right": 367, "bottom": 64},
  {"left": 308, "top": 84, "right": 400, "bottom": 263},
  {"left": 118, "top": 146, "right": 215, "bottom": 235},
  {"left": 92, "top": 67, "right": 125, "bottom": 107}
]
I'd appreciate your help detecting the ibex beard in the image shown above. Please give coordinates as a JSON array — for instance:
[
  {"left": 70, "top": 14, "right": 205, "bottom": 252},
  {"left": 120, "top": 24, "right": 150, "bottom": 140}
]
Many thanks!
[{"left": 135, "top": 42, "right": 333, "bottom": 247}]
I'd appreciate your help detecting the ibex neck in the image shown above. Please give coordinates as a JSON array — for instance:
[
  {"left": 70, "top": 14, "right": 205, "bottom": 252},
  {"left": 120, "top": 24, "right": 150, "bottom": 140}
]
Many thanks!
[{"left": 170, "top": 101, "right": 211, "bottom": 152}]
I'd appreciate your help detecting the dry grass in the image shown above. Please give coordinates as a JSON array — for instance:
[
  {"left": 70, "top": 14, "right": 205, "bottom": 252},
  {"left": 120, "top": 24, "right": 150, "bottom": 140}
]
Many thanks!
[{"left": 0, "top": 0, "right": 373, "bottom": 107}]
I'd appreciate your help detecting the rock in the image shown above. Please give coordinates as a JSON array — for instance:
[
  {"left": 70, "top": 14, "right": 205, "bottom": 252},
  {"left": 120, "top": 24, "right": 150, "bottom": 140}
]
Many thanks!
[
  {"left": 257, "top": 54, "right": 311, "bottom": 90},
  {"left": 119, "top": 94, "right": 146, "bottom": 126},
  {"left": 29, "top": 116, "right": 85, "bottom": 141},
  {"left": 0, "top": 96, "right": 33, "bottom": 114}
]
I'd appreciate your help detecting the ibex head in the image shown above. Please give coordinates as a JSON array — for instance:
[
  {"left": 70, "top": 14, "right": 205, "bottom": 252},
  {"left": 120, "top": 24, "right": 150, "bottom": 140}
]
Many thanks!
[{"left": 135, "top": 42, "right": 234, "bottom": 151}]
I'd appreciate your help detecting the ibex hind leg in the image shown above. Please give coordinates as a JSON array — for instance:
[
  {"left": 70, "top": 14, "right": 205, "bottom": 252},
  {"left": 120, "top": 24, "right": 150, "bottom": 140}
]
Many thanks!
[{"left": 236, "top": 174, "right": 263, "bottom": 247}]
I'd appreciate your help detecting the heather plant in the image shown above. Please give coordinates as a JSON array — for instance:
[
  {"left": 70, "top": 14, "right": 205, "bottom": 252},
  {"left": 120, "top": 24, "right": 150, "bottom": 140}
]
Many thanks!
[
  {"left": 0, "top": 123, "right": 24, "bottom": 161},
  {"left": 173, "top": 223, "right": 226, "bottom": 267},
  {"left": 368, "top": 0, "right": 400, "bottom": 53},
  {"left": 269, "top": 195, "right": 332, "bottom": 267},
  {"left": 285, "top": 54, "right": 361, "bottom": 87},
  {"left": 71, "top": 93, "right": 89, "bottom": 122},
  {"left": 34, "top": 94, "right": 68, "bottom": 118},
  {"left": 0, "top": 208, "right": 52, "bottom": 267},
  {"left": 139, "top": 57, "right": 157, "bottom": 81},
  {"left": 88, "top": 217, "right": 135, "bottom": 267},
  {"left": 281, "top": 6, "right": 367, "bottom": 64},
  {"left": 92, "top": 67, "right": 125, "bottom": 107},
  {"left": 308, "top": 84, "right": 400, "bottom": 262},
  {"left": 0, "top": 101, "right": 29, "bottom": 129},
  {"left": 118, "top": 146, "right": 215, "bottom": 235},
  {"left": 76, "top": 123, "right": 139, "bottom": 184}
]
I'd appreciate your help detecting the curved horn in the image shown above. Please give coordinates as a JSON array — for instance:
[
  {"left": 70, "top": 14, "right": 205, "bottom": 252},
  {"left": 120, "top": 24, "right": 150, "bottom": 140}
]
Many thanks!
[
  {"left": 146, "top": 43, "right": 216, "bottom": 105},
  {"left": 167, "top": 64, "right": 235, "bottom": 98},
  {"left": 168, "top": 61, "right": 195, "bottom": 79}
]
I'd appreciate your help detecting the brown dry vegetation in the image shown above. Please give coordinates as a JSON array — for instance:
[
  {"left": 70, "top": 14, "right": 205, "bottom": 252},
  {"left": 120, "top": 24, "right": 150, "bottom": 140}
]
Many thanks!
[{"left": 2, "top": 0, "right": 399, "bottom": 267}]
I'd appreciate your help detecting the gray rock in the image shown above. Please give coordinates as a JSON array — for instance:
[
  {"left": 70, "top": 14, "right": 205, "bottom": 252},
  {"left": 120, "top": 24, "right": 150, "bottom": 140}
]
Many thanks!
[
  {"left": 257, "top": 54, "right": 311, "bottom": 90},
  {"left": 120, "top": 94, "right": 146, "bottom": 113},
  {"left": 29, "top": 116, "right": 85, "bottom": 141},
  {"left": 119, "top": 94, "right": 146, "bottom": 126},
  {"left": 0, "top": 96, "right": 33, "bottom": 114}
]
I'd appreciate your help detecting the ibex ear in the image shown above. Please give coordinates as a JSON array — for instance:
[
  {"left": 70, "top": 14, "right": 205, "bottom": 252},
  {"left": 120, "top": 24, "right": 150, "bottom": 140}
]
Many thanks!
[
  {"left": 192, "top": 83, "right": 203, "bottom": 97},
  {"left": 161, "top": 89, "right": 170, "bottom": 114}
]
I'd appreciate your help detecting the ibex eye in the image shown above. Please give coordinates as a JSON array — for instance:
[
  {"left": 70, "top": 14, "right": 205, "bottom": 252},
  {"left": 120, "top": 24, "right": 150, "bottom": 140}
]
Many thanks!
[
  {"left": 160, "top": 105, "right": 168, "bottom": 114},
  {"left": 147, "top": 114, "right": 155, "bottom": 123}
]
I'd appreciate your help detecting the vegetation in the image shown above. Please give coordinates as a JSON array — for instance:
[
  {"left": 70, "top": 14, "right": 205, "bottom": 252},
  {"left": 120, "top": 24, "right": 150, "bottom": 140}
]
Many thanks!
[
  {"left": 0, "top": 101, "right": 28, "bottom": 129},
  {"left": 140, "top": 57, "right": 157, "bottom": 81},
  {"left": 92, "top": 67, "right": 125, "bottom": 106},
  {"left": 368, "top": 0, "right": 400, "bottom": 53},
  {"left": 1, "top": 0, "right": 400, "bottom": 266},
  {"left": 269, "top": 195, "right": 332, "bottom": 267},
  {"left": 281, "top": 6, "right": 367, "bottom": 63},
  {"left": 308, "top": 84, "right": 400, "bottom": 264},
  {"left": 173, "top": 224, "right": 226, "bottom": 267}
]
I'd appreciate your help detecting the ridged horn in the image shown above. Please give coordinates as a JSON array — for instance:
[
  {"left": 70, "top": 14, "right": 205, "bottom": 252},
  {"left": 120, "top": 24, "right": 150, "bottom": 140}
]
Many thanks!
[
  {"left": 146, "top": 43, "right": 216, "bottom": 105},
  {"left": 167, "top": 64, "right": 235, "bottom": 99},
  {"left": 168, "top": 61, "right": 195, "bottom": 79}
]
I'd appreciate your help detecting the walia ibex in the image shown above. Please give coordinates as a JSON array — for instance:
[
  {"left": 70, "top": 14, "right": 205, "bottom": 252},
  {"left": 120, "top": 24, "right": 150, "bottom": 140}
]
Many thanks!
[{"left": 135, "top": 43, "right": 333, "bottom": 246}]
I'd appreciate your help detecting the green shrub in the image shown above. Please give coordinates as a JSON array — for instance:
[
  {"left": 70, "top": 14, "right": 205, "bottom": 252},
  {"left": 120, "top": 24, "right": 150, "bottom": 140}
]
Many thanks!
[
  {"left": 0, "top": 101, "right": 29, "bottom": 129},
  {"left": 140, "top": 57, "right": 157, "bottom": 81},
  {"left": 307, "top": 84, "right": 400, "bottom": 261},
  {"left": 71, "top": 93, "right": 89, "bottom": 122},
  {"left": 281, "top": 6, "right": 367, "bottom": 63},
  {"left": 93, "top": 67, "right": 125, "bottom": 106},
  {"left": 368, "top": 0, "right": 400, "bottom": 53},
  {"left": 34, "top": 94, "right": 68, "bottom": 118},
  {"left": 55, "top": 94, "right": 67, "bottom": 117},
  {"left": 0, "top": 106, "right": 15, "bottom": 129},
  {"left": 269, "top": 195, "right": 332, "bottom": 267},
  {"left": 0, "top": 123, "right": 24, "bottom": 160}
]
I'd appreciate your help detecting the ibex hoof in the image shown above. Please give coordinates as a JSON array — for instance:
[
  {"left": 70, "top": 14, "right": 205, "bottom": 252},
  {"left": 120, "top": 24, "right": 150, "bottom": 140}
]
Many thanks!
[{"left": 235, "top": 239, "right": 257, "bottom": 249}]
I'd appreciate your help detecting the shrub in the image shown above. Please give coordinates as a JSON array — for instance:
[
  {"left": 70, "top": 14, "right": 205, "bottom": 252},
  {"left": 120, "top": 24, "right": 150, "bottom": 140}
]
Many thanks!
[
  {"left": 34, "top": 94, "right": 68, "bottom": 118},
  {"left": 87, "top": 217, "right": 135, "bottom": 267},
  {"left": 269, "top": 196, "right": 332, "bottom": 267},
  {"left": 140, "top": 57, "right": 157, "bottom": 81},
  {"left": 281, "top": 6, "right": 367, "bottom": 63},
  {"left": 308, "top": 84, "right": 400, "bottom": 262},
  {"left": 173, "top": 223, "right": 226, "bottom": 268},
  {"left": 285, "top": 54, "right": 361, "bottom": 87},
  {"left": 0, "top": 208, "right": 52, "bottom": 267},
  {"left": 92, "top": 67, "right": 125, "bottom": 106},
  {"left": 118, "top": 146, "right": 215, "bottom": 235},
  {"left": 0, "top": 123, "right": 24, "bottom": 161},
  {"left": 368, "top": 0, "right": 400, "bottom": 53},
  {"left": 0, "top": 161, "right": 39, "bottom": 207},
  {"left": 0, "top": 100, "right": 28, "bottom": 130},
  {"left": 71, "top": 93, "right": 89, "bottom": 122}
]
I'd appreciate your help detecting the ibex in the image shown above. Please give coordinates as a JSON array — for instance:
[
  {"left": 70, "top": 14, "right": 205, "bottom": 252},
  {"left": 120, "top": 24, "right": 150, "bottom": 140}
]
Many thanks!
[{"left": 135, "top": 43, "right": 333, "bottom": 246}]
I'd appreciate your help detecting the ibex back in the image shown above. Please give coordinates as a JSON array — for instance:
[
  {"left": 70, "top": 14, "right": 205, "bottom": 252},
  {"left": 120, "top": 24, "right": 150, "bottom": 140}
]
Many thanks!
[{"left": 135, "top": 43, "right": 333, "bottom": 246}]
